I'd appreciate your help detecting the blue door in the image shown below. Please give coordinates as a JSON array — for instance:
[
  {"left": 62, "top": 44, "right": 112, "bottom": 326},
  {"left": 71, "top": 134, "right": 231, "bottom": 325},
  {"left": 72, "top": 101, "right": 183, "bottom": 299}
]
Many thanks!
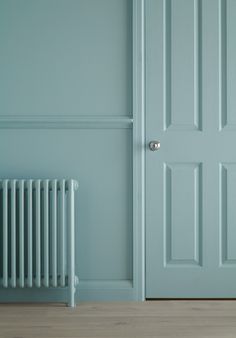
[{"left": 146, "top": 0, "right": 236, "bottom": 297}]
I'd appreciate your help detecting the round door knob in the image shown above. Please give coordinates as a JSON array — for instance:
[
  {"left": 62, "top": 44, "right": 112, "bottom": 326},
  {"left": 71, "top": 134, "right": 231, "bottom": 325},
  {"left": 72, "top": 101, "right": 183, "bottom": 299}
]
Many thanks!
[{"left": 149, "top": 141, "right": 160, "bottom": 151}]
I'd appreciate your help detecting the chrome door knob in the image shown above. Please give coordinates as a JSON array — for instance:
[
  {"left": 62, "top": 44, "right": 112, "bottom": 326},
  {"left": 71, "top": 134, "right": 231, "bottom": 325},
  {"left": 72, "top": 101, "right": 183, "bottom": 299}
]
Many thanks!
[{"left": 149, "top": 141, "right": 160, "bottom": 151}]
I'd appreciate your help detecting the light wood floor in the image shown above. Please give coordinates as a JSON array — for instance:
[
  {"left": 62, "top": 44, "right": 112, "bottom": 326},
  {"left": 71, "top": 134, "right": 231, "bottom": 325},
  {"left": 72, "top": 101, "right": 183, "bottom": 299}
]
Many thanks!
[{"left": 0, "top": 301, "right": 236, "bottom": 338}]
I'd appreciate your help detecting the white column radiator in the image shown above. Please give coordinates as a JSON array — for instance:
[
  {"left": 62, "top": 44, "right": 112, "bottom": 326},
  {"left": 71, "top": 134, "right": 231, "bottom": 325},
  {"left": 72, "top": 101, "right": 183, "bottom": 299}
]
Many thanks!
[{"left": 0, "top": 179, "right": 78, "bottom": 307}]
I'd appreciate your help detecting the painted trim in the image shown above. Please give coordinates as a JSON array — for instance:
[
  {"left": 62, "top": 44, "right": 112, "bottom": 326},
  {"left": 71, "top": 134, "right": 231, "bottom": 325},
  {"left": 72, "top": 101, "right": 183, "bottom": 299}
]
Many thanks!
[
  {"left": 132, "top": 0, "right": 145, "bottom": 301},
  {"left": 78, "top": 280, "right": 134, "bottom": 301},
  {"left": 0, "top": 115, "right": 133, "bottom": 129},
  {"left": 0, "top": 281, "right": 134, "bottom": 303}
]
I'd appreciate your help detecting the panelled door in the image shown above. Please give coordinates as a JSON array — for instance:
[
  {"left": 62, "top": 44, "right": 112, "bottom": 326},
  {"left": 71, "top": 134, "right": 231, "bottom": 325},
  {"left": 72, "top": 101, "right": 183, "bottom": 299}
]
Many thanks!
[{"left": 146, "top": 0, "right": 236, "bottom": 297}]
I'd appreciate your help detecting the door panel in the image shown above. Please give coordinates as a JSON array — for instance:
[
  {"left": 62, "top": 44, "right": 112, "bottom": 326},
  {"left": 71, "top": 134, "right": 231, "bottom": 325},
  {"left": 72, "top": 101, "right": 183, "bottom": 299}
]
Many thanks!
[
  {"left": 146, "top": 0, "right": 236, "bottom": 298},
  {"left": 221, "top": 0, "right": 236, "bottom": 128},
  {"left": 164, "top": 163, "right": 202, "bottom": 267},
  {"left": 220, "top": 164, "right": 236, "bottom": 265},
  {"left": 163, "top": 0, "right": 202, "bottom": 131}
]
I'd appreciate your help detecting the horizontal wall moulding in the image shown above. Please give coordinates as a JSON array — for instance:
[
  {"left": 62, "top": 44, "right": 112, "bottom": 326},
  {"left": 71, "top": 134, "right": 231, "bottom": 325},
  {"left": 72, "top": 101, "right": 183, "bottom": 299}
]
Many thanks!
[{"left": 0, "top": 115, "right": 133, "bottom": 129}]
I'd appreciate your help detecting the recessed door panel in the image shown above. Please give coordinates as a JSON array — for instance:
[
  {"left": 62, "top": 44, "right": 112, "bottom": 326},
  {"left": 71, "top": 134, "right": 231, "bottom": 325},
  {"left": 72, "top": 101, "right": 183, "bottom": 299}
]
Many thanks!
[
  {"left": 220, "top": 0, "right": 236, "bottom": 129},
  {"left": 164, "top": 163, "right": 202, "bottom": 266},
  {"left": 220, "top": 163, "right": 236, "bottom": 265},
  {"left": 163, "top": 0, "right": 202, "bottom": 130}
]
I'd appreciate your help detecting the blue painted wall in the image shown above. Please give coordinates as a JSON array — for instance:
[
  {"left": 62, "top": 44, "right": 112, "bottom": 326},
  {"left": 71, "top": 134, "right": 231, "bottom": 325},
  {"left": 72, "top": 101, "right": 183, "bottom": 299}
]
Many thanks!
[{"left": 0, "top": 0, "right": 134, "bottom": 301}]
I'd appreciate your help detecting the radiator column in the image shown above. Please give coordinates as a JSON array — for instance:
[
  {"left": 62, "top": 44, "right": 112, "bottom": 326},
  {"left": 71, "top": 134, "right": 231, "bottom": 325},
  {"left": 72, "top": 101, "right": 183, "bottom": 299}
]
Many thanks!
[
  {"left": 27, "top": 180, "right": 33, "bottom": 287},
  {"left": 43, "top": 180, "right": 49, "bottom": 287},
  {"left": 11, "top": 180, "right": 16, "bottom": 288},
  {"left": 19, "top": 180, "right": 24, "bottom": 288},
  {"left": 68, "top": 179, "right": 76, "bottom": 307},
  {"left": 3, "top": 180, "right": 8, "bottom": 288}
]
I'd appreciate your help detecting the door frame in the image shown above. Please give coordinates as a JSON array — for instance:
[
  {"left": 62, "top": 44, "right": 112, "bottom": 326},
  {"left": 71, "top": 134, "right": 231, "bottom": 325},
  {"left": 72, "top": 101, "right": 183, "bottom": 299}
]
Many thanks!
[{"left": 132, "top": 0, "right": 146, "bottom": 301}]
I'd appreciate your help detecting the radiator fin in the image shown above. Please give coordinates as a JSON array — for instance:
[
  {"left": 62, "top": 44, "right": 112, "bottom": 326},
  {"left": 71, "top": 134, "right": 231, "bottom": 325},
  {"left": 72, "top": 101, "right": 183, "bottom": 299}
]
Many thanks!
[
  {"left": 43, "top": 180, "right": 49, "bottom": 287},
  {"left": 60, "top": 180, "right": 66, "bottom": 287},
  {"left": 35, "top": 180, "right": 41, "bottom": 288},
  {"left": 3, "top": 180, "right": 8, "bottom": 288},
  {"left": 19, "top": 180, "right": 24, "bottom": 288},
  {"left": 27, "top": 180, "right": 33, "bottom": 287},
  {"left": 11, "top": 180, "right": 16, "bottom": 288}
]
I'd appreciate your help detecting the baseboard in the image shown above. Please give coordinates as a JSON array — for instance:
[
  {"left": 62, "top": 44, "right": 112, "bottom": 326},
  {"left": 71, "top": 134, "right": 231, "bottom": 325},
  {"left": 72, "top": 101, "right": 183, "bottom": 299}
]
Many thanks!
[
  {"left": 78, "top": 280, "right": 135, "bottom": 301},
  {"left": 0, "top": 280, "right": 135, "bottom": 304}
]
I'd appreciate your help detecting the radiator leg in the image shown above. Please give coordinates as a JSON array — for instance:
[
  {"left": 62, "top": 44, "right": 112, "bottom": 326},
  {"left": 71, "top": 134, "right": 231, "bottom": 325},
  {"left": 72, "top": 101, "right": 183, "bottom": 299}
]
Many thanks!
[
  {"left": 68, "top": 180, "right": 77, "bottom": 308},
  {"left": 68, "top": 284, "right": 76, "bottom": 308}
]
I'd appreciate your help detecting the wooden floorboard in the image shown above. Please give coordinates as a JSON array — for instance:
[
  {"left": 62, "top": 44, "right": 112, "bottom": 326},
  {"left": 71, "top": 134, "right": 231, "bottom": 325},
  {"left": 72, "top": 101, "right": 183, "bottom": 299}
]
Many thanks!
[{"left": 0, "top": 301, "right": 236, "bottom": 338}]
